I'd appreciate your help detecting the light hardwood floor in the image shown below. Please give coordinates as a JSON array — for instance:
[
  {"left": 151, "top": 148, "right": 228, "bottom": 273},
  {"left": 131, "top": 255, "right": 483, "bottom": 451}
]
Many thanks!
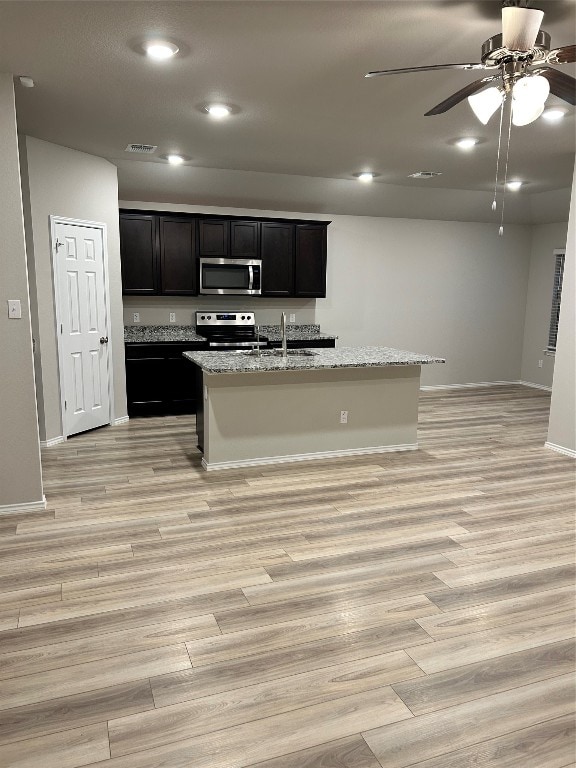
[{"left": 0, "top": 385, "right": 574, "bottom": 767}]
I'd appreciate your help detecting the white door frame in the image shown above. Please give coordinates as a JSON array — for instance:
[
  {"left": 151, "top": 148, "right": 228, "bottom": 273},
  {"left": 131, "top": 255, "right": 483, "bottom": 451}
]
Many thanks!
[{"left": 50, "top": 215, "right": 116, "bottom": 440}]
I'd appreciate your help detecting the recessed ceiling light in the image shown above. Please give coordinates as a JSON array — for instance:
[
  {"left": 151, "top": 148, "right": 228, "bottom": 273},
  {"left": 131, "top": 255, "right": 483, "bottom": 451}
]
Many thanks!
[
  {"left": 354, "top": 172, "right": 379, "bottom": 182},
  {"left": 507, "top": 180, "right": 523, "bottom": 191},
  {"left": 205, "top": 104, "right": 231, "bottom": 118},
  {"left": 143, "top": 41, "right": 179, "bottom": 60},
  {"left": 455, "top": 137, "right": 479, "bottom": 150},
  {"left": 541, "top": 108, "right": 566, "bottom": 123},
  {"left": 408, "top": 171, "right": 442, "bottom": 179},
  {"left": 167, "top": 154, "right": 185, "bottom": 165}
]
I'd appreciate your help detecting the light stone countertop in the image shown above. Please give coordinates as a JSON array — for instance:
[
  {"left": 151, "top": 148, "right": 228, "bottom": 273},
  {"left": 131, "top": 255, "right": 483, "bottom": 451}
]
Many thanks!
[
  {"left": 184, "top": 346, "right": 445, "bottom": 374},
  {"left": 124, "top": 324, "right": 337, "bottom": 344},
  {"left": 124, "top": 325, "right": 205, "bottom": 343}
]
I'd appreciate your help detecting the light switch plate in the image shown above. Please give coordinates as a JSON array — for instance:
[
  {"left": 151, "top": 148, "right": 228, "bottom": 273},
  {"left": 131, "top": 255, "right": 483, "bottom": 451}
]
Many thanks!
[
  {"left": 289, "top": 314, "right": 296, "bottom": 323},
  {"left": 133, "top": 313, "right": 140, "bottom": 323},
  {"left": 8, "top": 300, "right": 22, "bottom": 319},
  {"left": 170, "top": 313, "right": 176, "bottom": 323}
]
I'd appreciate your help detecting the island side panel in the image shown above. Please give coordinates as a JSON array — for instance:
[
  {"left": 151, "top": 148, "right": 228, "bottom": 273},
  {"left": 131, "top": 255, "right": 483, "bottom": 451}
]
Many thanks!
[{"left": 202, "top": 365, "right": 421, "bottom": 469}]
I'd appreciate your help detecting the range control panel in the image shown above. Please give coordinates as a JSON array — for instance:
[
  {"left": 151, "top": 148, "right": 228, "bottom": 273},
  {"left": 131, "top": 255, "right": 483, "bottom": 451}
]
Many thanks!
[{"left": 195, "top": 311, "right": 255, "bottom": 328}]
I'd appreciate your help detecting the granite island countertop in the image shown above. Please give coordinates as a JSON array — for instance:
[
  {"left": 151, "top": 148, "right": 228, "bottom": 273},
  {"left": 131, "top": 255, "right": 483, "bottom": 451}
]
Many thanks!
[
  {"left": 124, "top": 324, "right": 337, "bottom": 344},
  {"left": 184, "top": 346, "right": 445, "bottom": 374}
]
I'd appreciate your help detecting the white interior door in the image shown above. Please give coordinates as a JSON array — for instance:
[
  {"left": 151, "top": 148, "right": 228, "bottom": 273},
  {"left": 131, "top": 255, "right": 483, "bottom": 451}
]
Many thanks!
[{"left": 54, "top": 221, "right": 111, "bottom": 436}]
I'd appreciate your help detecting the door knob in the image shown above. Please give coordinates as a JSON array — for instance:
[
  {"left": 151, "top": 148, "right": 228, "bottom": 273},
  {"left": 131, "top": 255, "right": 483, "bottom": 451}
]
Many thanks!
[{"left": 99, "top": 336, "right": 109, "bottom": 344}]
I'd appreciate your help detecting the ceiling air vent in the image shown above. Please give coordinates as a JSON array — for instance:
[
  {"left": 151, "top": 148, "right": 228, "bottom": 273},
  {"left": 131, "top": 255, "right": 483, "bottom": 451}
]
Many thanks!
[
  {"left": 408, "top": 171, "right": 442, "bottom": 179},
  {"left": 125, "top": 143, "right": 157, "bottom": 154}
]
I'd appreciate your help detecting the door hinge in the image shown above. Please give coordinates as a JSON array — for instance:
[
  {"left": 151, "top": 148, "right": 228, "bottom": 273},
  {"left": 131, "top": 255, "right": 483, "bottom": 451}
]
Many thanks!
[
  {"left": 60, "top": 324, "right": 63, "bottom": 334},
  {"left": 64, "top": 400, "right": 67, "bottom": 410}
]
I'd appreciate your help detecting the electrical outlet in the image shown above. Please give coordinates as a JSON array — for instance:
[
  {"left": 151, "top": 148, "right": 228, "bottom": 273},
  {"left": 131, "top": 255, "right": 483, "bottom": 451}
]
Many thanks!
[
  {"left": 289, "top": 313, "right": 296, "bottom": 323},
  {"left": 133, "top": 312, "right": 140, "bottom": 323},
  {"left": 538, "top": 359, "right": 543, "bottom": 368},
  {"left": 169, "top": 312, "right": 176, "bottom": 323},
  {"left": 340, "top": 410, "right": 348, "bottom": 424}
]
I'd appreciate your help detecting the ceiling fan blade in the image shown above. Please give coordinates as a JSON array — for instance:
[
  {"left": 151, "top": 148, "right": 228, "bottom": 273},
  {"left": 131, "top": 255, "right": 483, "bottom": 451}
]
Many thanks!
[
  {"left": 365, "top": 63, "right": 485, "bottom": 78},
  {"left": 424, "top": 76, "right": 497, "bottom": 116},
  {"left": 538, "top": 68, "right": 576, "bottom": 106},
  {"left": 502, "top": 6, "right": 544, "bottom": 51},
  {"left": 545, "top": 44, "right": 576, "bottom": 65}
]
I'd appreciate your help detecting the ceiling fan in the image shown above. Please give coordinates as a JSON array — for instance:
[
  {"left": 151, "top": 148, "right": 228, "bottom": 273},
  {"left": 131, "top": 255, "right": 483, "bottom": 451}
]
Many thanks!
[{"left": 366, "top": 2, "right": 575, "bottom": 125}]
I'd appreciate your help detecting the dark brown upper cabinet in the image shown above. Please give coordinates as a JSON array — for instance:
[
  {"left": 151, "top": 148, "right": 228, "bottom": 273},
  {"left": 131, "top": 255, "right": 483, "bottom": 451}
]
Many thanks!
[
  {"left": 295, "top": 224, "right": 327, "bottom": 298},
  {"left": 261, "top": 222, "right": 294, "bottom": 296},
  {"left": 119, "top": 214, "right": 159, "bottom": 295},
  {"left": 120, "top": 210, "right": 330, "bottom": 298},
  {"left": 159, "top": 217, "right": 197, "bottom": 295},
  {"left": 230, "top": 220, "right": 259, "bottom": 259},
  {"left": 199, "top": 219, "right": 229, "bottom": 256}
]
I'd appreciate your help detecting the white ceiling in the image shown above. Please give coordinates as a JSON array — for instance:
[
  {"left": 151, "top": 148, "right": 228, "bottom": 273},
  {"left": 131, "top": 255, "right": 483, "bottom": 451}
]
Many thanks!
[{"left": 1, "top": 1, "right": 574, "bottom": 197}]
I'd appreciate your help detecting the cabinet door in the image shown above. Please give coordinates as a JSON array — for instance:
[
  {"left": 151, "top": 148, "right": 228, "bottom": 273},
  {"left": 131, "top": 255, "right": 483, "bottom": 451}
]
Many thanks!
[
  {"left": 199, "top": 219, "right": 229, "bottom": 256},
  {"left": 159, "top": 217, "right": 197, "bottom": 295},
  {"left": 125, "top": 356, "right": 166, "bottom": 415},
  {"left": 295, "top": 224, "right": 327, "bottom": 298},
  {"left": 261, "top": 222, "right": 294, "bottom": 296},
  {"left": 166, "top": 357, "right": 197, "bottom": 413},
  {"left": 119, "top": 214, "right": 159, "bottom": 295},
  {"left": 230, "top": 221, "right": 259, "bottom": 258}
]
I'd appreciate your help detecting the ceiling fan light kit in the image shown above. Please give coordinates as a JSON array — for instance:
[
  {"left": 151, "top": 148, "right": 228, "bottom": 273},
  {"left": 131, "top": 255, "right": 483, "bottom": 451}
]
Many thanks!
[
  {"left": 366, "top": 3, "right": 575, "bottom": 233},
  {"left": 511, "top": 74, "right": 550, "bottom": 125},
  {"left": 468, "top": 87, "right": 505, "bottom": 124}
]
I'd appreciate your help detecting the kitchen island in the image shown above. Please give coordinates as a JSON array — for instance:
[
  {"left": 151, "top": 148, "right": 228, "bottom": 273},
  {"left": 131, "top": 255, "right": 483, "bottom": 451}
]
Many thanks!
[{"left": 184, "top": 347, "right": 444, "bottom": 470}]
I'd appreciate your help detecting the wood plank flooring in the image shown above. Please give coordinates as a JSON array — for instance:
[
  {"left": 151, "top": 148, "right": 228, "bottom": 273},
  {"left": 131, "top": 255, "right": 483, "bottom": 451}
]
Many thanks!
[{"left": 0, "top": 384, "right": 574, "bottom": 767}]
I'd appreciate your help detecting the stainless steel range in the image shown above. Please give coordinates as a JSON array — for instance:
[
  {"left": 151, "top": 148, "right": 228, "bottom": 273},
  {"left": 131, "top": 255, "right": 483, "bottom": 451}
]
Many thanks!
[{"left": 195, "top": 311, "right": 268, "bottom": 349}]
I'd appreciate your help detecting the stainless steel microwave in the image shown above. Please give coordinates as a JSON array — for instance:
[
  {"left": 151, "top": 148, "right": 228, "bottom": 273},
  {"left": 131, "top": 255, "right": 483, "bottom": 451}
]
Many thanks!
[{"left": 199, "top": 258, "right": 262, "bottom": 296}]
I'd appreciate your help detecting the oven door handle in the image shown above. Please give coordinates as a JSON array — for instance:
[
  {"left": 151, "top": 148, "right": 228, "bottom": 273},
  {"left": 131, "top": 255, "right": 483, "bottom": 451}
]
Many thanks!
[{"left": 248, "top": 265, "right": 254, "bottom": 291}]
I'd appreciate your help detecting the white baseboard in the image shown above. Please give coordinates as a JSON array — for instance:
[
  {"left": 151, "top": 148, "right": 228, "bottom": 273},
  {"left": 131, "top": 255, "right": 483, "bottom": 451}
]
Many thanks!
[
  {"left": 545, "top": 441, "right": 576, "bottom": 459},
  {"left": 421, "top": 380, "right": 552, "bottom": 392},
  {"left": 202, "top": 443, "right": 418, "bottom": 471},
  {"left": 420, "top": 381, "right": 518, "bottom": 391},
  {"left": 517, "top": 380, "right": 553, "bottom": 392},
  {"left": 0, "top": 496, "right": 47, "bottom": 515},
  {"left": 113, "top": 416, "right": 130, "bottom": 426},
  {"left": 40, "top": 436, "right": 65, "bottom": 448}
]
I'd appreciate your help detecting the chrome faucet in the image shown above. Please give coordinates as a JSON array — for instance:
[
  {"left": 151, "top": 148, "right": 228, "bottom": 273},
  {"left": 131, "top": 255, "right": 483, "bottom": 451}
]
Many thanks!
[{"left": 280, "top": 312, "right": 287, "bottom": 358}]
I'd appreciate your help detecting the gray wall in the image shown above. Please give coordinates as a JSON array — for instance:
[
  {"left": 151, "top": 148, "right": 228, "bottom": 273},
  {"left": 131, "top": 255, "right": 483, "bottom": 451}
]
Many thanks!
[
  {"left": 22, "top": 137, "right": 127, "bottom": 442},
  {"left": 121, "top": 199, "right": 533, "bottom": 387},
  {"left": 547, "top": 159, "right": 576, "bottom": 455},
  {"left": 520, "top": 222, "right": 568, "bottom": 389},
  {"left": 0, "top": 75, "right": 43, "bottom": 508}
]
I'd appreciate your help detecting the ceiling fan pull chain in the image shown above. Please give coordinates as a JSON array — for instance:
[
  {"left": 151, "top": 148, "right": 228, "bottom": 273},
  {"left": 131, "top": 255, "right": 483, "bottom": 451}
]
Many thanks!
[
  {"left": 492, "top": 97, "right": 506, "bottom": 212},
  {"left": 499, "top": 97, "right": 514, "bottom": 236}
]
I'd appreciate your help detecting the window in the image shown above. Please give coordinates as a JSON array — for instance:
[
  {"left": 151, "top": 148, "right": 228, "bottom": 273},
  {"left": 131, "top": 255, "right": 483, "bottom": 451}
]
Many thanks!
[{"left": 547, "top": 250, "right": 565, "bottom": 353}]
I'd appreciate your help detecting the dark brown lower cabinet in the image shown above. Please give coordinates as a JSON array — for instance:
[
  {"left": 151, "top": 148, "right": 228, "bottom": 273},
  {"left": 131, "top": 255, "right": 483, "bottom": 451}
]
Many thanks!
[{"left": 125, "top": 343, "right": 206, "bottom": 416}]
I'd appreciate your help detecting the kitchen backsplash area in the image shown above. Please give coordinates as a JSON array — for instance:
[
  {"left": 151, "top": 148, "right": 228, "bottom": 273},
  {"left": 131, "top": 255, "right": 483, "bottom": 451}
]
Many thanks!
[{"left": 122, "top": 295, "right": 318, "bottom": 326}]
